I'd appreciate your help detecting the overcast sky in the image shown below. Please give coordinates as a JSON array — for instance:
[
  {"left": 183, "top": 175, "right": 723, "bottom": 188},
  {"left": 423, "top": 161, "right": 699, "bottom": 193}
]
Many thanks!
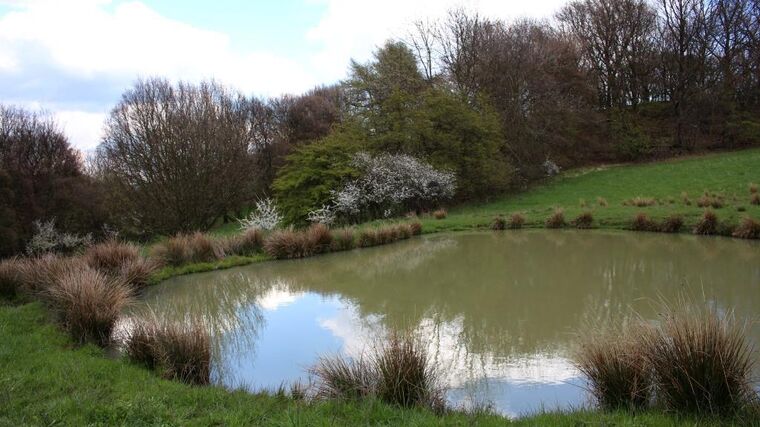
[{"left": 0, "top": 0, "right": 567, "bottom": 151}]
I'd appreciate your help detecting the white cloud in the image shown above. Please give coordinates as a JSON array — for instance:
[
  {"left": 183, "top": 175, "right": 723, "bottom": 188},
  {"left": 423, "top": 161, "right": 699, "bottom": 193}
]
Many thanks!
[{"left": 0, "top": 0, "right": 566, "bottom": 152}]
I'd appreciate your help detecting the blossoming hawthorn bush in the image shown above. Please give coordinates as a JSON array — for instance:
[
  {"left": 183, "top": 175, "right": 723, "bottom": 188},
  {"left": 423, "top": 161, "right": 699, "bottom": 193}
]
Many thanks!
[
  {"left": 238, "top": 198, "right": 282, "bottom": 231},
  {"left": 310, "top": 152, "right": 456, "bottom": 224}
]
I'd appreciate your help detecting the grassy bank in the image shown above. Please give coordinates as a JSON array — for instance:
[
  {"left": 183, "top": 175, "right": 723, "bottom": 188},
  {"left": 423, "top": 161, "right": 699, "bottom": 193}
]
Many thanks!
[
  {"left": 418, "top": 148, "right": 760, "bottom": 234},
  {"left": 1, "top": 302, "right": 738, "bottom": 426}
]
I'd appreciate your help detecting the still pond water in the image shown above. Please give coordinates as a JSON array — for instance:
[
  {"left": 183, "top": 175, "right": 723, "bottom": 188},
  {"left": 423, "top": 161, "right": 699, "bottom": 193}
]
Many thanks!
[{"left": 137, "top": 231, "right": 760, "bottom": 417}]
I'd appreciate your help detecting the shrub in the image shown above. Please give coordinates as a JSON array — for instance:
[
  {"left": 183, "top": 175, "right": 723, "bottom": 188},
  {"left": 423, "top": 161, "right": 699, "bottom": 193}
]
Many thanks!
[
  {"left": 573, "top": 211, "right": 594, "bottom": 229},
  {"left": 660, "top": 214, "right": 684, "bottom": 233},
  {"left": 508, "top": 212, "right": 526, "bottom": 229},
  {"left": 44, "top": 267, "right": 133, "bottom": 347},
  {"left": 84, "top": 240, "right": 140, "bottom": 273},
  {"left": 0, "top": 257, "right": 24, "bottom": 299},
  {"left": 491, "top": 216, "right": 506, "bottom": 231},
  {"left": 751, "top": 193, "right": 760, "bottom": 206},
  {"left": 693, "top": 210, "right": 719, "bottom": 235},
  {"left": 545, "top": 209, "right": 566, "bottom": 229},
  {"left": 732, "top": 217, "right": 760, "bottom": 239},
  {"left": 631, "top": 212, "right": 656, "bottom": 232},
  {"left": 331, "top": 228, "right": 355, "bottom": 252},
  {"left": 126, "top": 315, "right": 211, "bottom": 385},
  {"left": 409, "top": 222, "right": 422, "bottom": 236},
  {"left": 640, "top": 305, "right": 756, "bottom": 415},
  {"left": 432, "top": 209, "right": 447, "bottom": 220},
  {"left": 574, "top": 327, "right": 651, "bottom": 410},
  {"left": 597, "top": 197, "right": 608, "bottom": 207},
  {"left": 221, "top": 228, "right": 264, "bottom": 256},
  {"left": 26, "top": 219, "right": 93, "bottom": 256},
  {"left": 238, "top": 198, "right": 282, "bottom": 231}
]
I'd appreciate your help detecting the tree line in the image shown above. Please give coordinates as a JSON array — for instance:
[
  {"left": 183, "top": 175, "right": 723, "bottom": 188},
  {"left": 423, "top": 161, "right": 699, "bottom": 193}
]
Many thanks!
[{"left": 2, "top": 0, "right": 759, "bottom": 255}]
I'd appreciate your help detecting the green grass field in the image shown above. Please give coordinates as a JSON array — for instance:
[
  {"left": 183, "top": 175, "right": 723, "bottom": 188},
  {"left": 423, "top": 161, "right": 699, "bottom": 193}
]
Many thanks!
[
  {"left": 417, "top": 148, "right": 760, "bottom": 234},
  {"left": 1, "top": 302, "right": 738, "bottom": 426}
]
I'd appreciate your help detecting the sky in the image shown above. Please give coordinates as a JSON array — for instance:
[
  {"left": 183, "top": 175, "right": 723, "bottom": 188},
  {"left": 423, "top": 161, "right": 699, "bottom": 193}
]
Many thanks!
[{"left": 0, "top": 0, "right": 567, "bottom": 151}]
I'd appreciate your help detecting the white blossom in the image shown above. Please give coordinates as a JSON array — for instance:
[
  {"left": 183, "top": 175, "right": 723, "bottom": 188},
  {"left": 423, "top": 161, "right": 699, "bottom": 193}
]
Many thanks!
[
  {"left": 543, "top": 159, "right": 561, "bottom": 176},
  {"left": 306, "top": 205, "right": 336, "bottom": 226},
  {"left": 26, "top": 218, "right": 93, "bottom": 255},
  {"left": 330, "top": 151, "right": 456, "bottom": 221},
  {"left": 238, "top": 198, "right": 282, "bottom": 231}
]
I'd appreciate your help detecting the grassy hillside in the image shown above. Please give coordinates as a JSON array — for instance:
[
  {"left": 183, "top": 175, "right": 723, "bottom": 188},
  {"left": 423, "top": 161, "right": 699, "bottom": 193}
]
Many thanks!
[
  {"left": 418, "top": 149, "right": 760, "bottom": 233},
  {"left": 0, "top": 302, "right": 732, "bottom": 426}
]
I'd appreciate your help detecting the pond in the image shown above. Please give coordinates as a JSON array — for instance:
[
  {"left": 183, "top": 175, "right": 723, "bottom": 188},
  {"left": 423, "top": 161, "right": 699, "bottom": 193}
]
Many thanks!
[{"left": 136, "top": 230, "right": 760, "bottom": 417}]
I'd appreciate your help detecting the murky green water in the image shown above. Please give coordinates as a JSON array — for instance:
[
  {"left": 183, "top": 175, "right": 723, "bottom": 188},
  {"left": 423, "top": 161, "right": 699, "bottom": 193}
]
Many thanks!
[{"left": 137, "top": 231, "right": 760, "bottom": 417}]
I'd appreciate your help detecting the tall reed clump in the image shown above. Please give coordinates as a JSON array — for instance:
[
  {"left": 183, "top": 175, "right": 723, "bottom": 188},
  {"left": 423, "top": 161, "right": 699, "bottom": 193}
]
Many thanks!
[
  {"left": 312, "top": 333, "right": 443, "bottom": 411},
  {"left": 631, "top": 212, "right": 657, "bottom": 231},
  {"left": 44, "top": 267, "right": 133, "bottom": 347},
  {"left": 150, "top": 232, "right": 223, "bottom": 266},
  {"left": 574, "top": 326, "right": 651, "bottom": 410},
  {"left": 659, "top": 214, "right": 684, "bottom": 233},
  {"left": 263, "top": 224, "right": 333, "bottom": 259},
  {"left": 331, "top": 228, "right": 356, "bottom": 252},
  {"left": 409, "top": 221, "right": 423, "bottom": 236},
  {"left": 751, "top": 193, "right": 760, "bottom": 206},
  {"left": 545, "top": 208, "right": 566, "bottom": 229},
  {"left": 16, "top": 254, "right": 86, "bottom": 295},
  {"left": 432, "top": 209, "right": 447, "bottom": 220},
  {"left": 732, "top": 217, "right": 760, "bottom": 239},
  {"left": 126, "top": 314, "right": 211, "bottom": 385},
  {"left": 597, "top": 197, "right": 608, "bottom": 207},
  {"left": 640, "top": 304, "right": 757, "bottom": 416},
  {"left": 84, "top": 240, "right": 159, "bottom": 290},
  {"left": 0, "top": 258, "right": 24, "bottom": 299},
  {"left": 573, "top": 211, "right": 594, "bottom": 229},
  {"left": 491, "top": 216, "right": 507, "bottom": 230},
  {"left": 508, "top": 212, "right": 525, "bottom": 229},
  {"left": 221, "top": 228, "right": 264, "bottom": 256},
  {"left": 693, "top": 210, "right": 719, "bottom": 235}
]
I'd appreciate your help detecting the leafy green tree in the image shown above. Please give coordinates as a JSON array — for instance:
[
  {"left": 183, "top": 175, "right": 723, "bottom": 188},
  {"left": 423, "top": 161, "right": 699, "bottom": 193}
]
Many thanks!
[{"left": 273, "top": 125, "right": 362, "bottom": 225}]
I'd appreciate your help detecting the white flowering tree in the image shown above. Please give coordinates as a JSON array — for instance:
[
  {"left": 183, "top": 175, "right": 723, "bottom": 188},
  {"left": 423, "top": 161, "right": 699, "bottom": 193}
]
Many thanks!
[
  {"left": 311, "top": 151, "right": 456, "bottom": 223},
  {"left": 26, "top": 219, "right": 93, "bottom": 255},
  {"left": 238, "top": 198, "right": 283, "bottom": 231}
]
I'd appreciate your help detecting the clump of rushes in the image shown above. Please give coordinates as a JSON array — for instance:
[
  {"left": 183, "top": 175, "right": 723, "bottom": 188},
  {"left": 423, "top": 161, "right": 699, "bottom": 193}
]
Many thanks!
[
  {"left": 508, "top": 212, "right": 526, "bottom": 229},
  {"left": 150, "top": 233, "right": 223, "bottom": 266},
  {"left": 84, "top": 240, "right": 140, "bottom": 273},
  {"left": 126, "top": 314, "right": 211, "bottom": 385},
  {"left": 186, "top": 232, "right": 224, "bottom": 263},
  {"left": 395, "top": 224, "right": 413, "bottom": 239},
  {"left": 409, "top": 221, "right": 423, "bottom": 235},
  {"left": 312, "top": 356, "right": 375, "bottom": 400},
  {"left": 597, "top": 197, "right": 608, "bottom": 207},
  {"left": 697, "top": 192, "right": 724, "bottom": 209},
  {"left": 624, "top": 196, "right": 656, "bottom": 207},
  {"left": 573, "top": 211, "right": 594, "bottom": 229},
  {"left": 579, "top": 199, "right": 587, "bottom": 208},
  {"left": 640, "top": 304, "right": 756, "bottom": 416},
  {"left": 659, "top": 214, "right": 684, "bottom": 233},
  {"left": 432, "top": 209, "right": 447, "bottom": 220},
  {"left": 306, "top": 223, "right": 333, "bottom": 254},
  {"left": 0, "top": 257, "right": 24, "bottom": 299},
  {"left": 357, "top": 229, "right": 379, "bottom": 248},
  {"left": 221, "top": 228, "right": 263, "bottom": 256},
  {"left": 312, "top": 333, "right": 443, "bottom": 411},
  {"left": 44, "top": 267, "right": 133, "bottom": 347},
  {"left": 749, "top": 183, "right": 758, "bottom": 194},
  {"left": 491, "top": 216, "right": 507, "bottom": 230},
  {"left": 330, "top": 228, "right": 355, "bottom": 252},
  {"left": 681, "top": 192, "right": 692, "bottom": 206},
  {"left": 631, "top": 212, "right": 657, "bottom": 232},
  {"left": 119, "top": 257, "right": 161, "bottom": 290},
  {"left": 751, "top": 193, "right": 760, "bottom": 206},
  {"left": 16, "top": 254, "right": 86, "bottom": 295},
  {"left": 732, "top": 217, "right": 760, "bottom": 239},
  {"left": 693, "top": 210, "right": 719, "bottom": 235},
  {"left": 545, "top": 208, "right": 566, "bottom": 229},
  {"left": 264, "top": 229, "right": 305, "bottom": 259},
  {"left": 574, "top": 326, "right": 651, "bottom": 410}
]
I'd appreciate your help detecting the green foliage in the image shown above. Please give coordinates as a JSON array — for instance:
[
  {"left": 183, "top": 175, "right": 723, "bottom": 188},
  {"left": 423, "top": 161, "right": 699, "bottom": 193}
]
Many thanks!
[{"left": 273, "top": 126, "right": 361, "bottom": 225}]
